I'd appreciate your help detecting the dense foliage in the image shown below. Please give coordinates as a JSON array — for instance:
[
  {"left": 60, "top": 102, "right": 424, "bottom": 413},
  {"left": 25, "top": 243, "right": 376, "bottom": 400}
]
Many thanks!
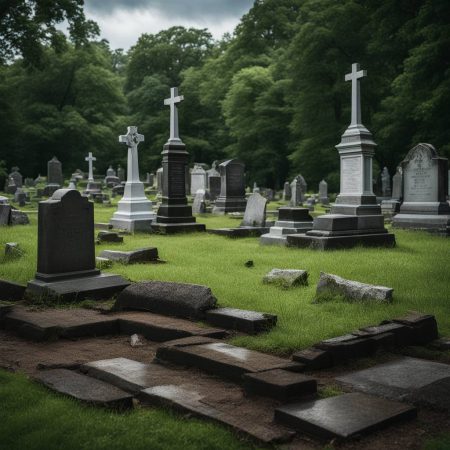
[{"left": 0, "top": 0, "right": 449, "bottom": 192}]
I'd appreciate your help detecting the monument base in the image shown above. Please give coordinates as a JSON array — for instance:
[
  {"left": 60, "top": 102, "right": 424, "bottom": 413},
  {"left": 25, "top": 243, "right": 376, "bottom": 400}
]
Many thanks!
[
  {"left": 26, "top": 273, "right": 130, "bottom": 301},
  {"left": 110, "top": 216, "right": 156, "bottom": 232},
  {"left": 212, "top": 196, "right": 247, "bottom": 215},
  {"left": 208, "top": 226, "right": 270, "bottom": 238},
  {"left": 392, "top": 214, "right": 450, "bottom": 235},
  {"left": 380, "top": 200, "right": 401, "bottom": 221},
  {"left": 151, "top": 222, "right": 206, "bottom": 234}
]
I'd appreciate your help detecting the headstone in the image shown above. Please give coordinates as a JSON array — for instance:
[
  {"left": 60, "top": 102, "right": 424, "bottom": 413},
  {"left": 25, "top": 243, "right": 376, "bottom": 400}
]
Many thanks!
[
  {"left": 392, "top": 167, "right": 403, "bottom": 201},
  {"left": 381, "top": 167, "right": 391, "bottom": 197},
  {"left": 212, "top": 160, "right": 247, "bottom": 214},
  {"left": 9, "top": 167, "right": 23, "bottom": 188},
  {"left": 252, "top": 182, "right": 260, "bottom": 194},
  {"left": 283, "top": 181, "right": 291, "bottom": 201},
  {"left": 381, "top": 166, "right": 402, "bottom": 219},
  {"left": 14, "top": 188, "right": 26, "bottom": 206},
  {"left": 190, "top": 164, "right": 207, "bottom": 196},
  {"left": 192, "top": 189, "right": 207, "bottom": 214},
  {"left": 241, "top": 192, "right": 267, "bottom": 227},
  {"left": 6, "top": 177, "right": 17, "bottom": 195},
  {"left": 392, "top": 143, "right": 450, "bottom": 234},
  {"left": 152, "top": 87, "right": 205, "bottom": 234},
  {"left": 290, "top": 175, "right": 306, "bottom": 206},
  {"left": 26, "top": 189, "right": 129, "bottom": 300},
  {"left": 206, "top": 162, "right": 219, "bottom": 187},
  {"left": 44, "top": 156, "right": 63, "bottom": 196},
  {"left": 288, "top": 63, "right": 395, "bottom": 250},
  {"left": 68, "top": 179, "right": 77, "bottom": 190},
  {"left": 208, "top": 175, "right": 221, "bottom": 202},
  {"left": 0, "top": 204, "right": 11, "bottom": 225},
  {"left": 106, "top": 165, "right": 116, "bottom": 177},
  {"left": 117, "top": 164, "right": 125, "bottom": 182},
  {"left": 319, "top": 179, "right": 329, "bottom": 205},
  {"left": 110, "top": 126, "right": 156, "bottom": 232},
  {"left": 156, "top": 167, "right": 163, "bottom": 193}
]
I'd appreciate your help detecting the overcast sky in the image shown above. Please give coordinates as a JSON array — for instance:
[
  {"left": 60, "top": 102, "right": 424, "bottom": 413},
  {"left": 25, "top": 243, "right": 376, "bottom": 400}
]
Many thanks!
[{"left": 83, "top": 0, "right": 255, "bottom": 49}]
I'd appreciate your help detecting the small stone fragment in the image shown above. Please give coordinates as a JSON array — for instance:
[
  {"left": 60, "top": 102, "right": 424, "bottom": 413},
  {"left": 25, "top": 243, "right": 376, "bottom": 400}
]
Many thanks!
[
  {"left": 10, "top": 209, "right": 29, "bottom": 225},
  {"left": 5, "top": 242, "right": 23, "bottom": 258},
  {"left": 316, "top": 272, "right": 393, "bottom": 302},
  {"left": 130, "top": 334, "right": 144, "bottom": 347},
  {"left": 263, "top": 269, "right": 308, "bottom": 287}
]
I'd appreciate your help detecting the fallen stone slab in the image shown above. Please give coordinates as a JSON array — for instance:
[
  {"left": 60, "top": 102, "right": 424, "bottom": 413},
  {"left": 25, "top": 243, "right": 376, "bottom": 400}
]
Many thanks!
[
  {"left": 391, "top": 311, "right": 439, "bottom": 344},
  {"left": 97, "top": 231, "right": 123, "bottom": 243},
  {"left": 35, "top": 368, "right": 133, "bottom": 409},
  {"left": 156, "top": 337, "right": 303, "bottom": 382},
  {"left": 336, "top": 356, "right": 450, "bottom": 409},
  {"left": 274, "top": 392, "right": 416, "bottom": 441},
  {"left": 314, "top": 334, "right": 376, "bottom": 364},
  {"left": 0, "top": 279, "right": 26, "bottom": 301},
  {"left": 113, "top": 281, "right": 217, "bottom": 320},
  {"left": 208, "top": 227, "right": 270, "bottom": 238},
  {"left": 406, "top": 377, "right": 450, "bottom": 411},
  {"left": 316, "top": 272, "right": 393, "bottom": 302},
  {"left": 353, "top": 322, "right": 413, "bottom": 347},
  {"left": 291, "top": 348, "right": 333, "bottom": 371},
  {"left": 139, "top": 385, "right": 294, "bottom": 445},
  {"left": 243, "top": 369, "right": 317, "bottom": 401},
  {"left": 263, "top": 269, "right": 308, "bottom": 288},
  {"left": 99, "top": 248, "right": 159, "bottom": 264},
  {"left": 205, "top": 307, "right": 277, "bottom": 334}
]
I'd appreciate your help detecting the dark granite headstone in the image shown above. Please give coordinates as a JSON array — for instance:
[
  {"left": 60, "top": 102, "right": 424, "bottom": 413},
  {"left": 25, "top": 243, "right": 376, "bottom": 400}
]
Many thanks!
[
  {"left": 47, "top": 156, "right": 63, "bottom": 186},
  {"left": 212, "top": 159, "right": 246, "bottom": 214},
  {"left": 0, "top": 204, "right": 11, "bottom": 225}
]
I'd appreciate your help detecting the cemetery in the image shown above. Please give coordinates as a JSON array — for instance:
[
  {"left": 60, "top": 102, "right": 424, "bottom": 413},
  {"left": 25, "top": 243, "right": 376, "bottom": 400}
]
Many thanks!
[{"left": 0, "top": 2, "right": 450, "bottom": 450}]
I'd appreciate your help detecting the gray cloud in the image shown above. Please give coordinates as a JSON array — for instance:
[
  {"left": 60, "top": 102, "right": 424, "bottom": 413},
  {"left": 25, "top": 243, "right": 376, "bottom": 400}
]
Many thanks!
[{"left": 85, "top": 0, "right": 254, "bottom": 19}]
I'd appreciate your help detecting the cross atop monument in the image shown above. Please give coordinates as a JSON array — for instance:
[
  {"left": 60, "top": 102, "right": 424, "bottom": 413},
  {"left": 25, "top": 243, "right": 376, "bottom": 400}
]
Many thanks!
[
  {"left": 345, "top": 62, "right": 367, "bottom": 126},
  {"left": 164, "top": 87, "right": 184, "bottom": 143},
  {"left": 119, "top": 126, "right": 144, "bottom": 148},
  {"left": 85, "top": 152, "right": 96, "bottom": 182}
]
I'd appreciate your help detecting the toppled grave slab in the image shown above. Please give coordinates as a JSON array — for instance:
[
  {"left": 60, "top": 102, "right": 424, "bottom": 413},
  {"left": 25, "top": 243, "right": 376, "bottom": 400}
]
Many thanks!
[
  {"left": 275, "top": 392, "right": 416, "bottom": 441},
  {"left": 205, "top": 307, "right": 277, "bottom": 334},
  {"left": 0, "top": 306, "right": 227, "bottom": 342},
  {"left": 81, "top": 357, "right": 294, "bottom": 445},
  {"left": 315, "top": 334, "right": 376, "bottom": 363},
  {"left": 391, "top": 311, "right": 438, "bottom": 344},
  {"left": 337, "top": 356, "right": 450, "bottom": 410},
  {"left": 263, "top": 269, "right": 308, "bottom": 287},
  {"left": 97, "top": 231, "right": 123, "bottom": 243},
  {"left": 316, "top": 272, "right": 393, "bottom": 302},
  {"left": 243, "top": 369, "right": 317, "bottom": 401},
  {"left": 156, "top": 336, "right": 303, "bottom": 381},
  {"left": 113, "top": 281, "right": 217, "bottom": 320},
  {"left": 35, "top": 368, "right": 133, "bottom": 409},
  {"left": 0, "top": 279, "right": 26, "bottom": 301},
  {"left": 99, "top": 248, "right": 159, "bottom": 264}
]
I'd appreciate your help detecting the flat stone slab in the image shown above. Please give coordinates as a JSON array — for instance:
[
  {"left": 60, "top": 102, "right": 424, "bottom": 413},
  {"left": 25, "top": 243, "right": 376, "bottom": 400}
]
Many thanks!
[
  {"left": 316, "top": 272, "right": 393, "bottom": 302},
  {"left": 26, "top": 273, "right": 130, "bottom": 301},
  {"left": 275, "top": 392, "right": 416, "bottom": 440},
  {"left": 99, "top": 248, "right": 159, "bottom": 264},
  {"left": 205, "top": 307, "right": 277, "bottom": 334},
  {"left": 97, "top": 231, "right": 124, "bottom": 243},
  {"left": 208, "top": 227, "right": 269, "bottom": 238},
  {"left": 114, "top": 281, "right": 217, "bottom": 320},
  {"left": 263, "top": 269, "right": 308, "bottom": 287},
  {"left": 156, "top": 337, "right": 303, "bottom": 381},
  {"left": 337, "top": 356, "right": 450, "bottom": 409},
  {"left": 287, "top": 233, "right": 396, "bottom": 250},
  {"left": 35, "top": 369, "right": 133, "bottom": 409},
  {"left": 315, "top": 334, "right": 376, "bottom": 363},
  {"left": 292, "top": 348, "right": 333, "bottom": 370},
  {"left": 243, "top": 369, "right": 317, "bottom": 401}
]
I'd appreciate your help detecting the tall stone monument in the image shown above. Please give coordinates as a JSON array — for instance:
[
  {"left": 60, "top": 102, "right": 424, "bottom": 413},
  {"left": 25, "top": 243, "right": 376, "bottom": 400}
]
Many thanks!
[
  {"left": 152, "top": 87, "right": 205, "bottom": 233},
  {"left": 44, "top": 156, "right": 63, "bottom": 196},
  {"left": 27, "top": 190, "right": 129, "bottom": 300},
  {"left": 212, "top": 159, "right": 247, "bottom": 214},
  {"left": 288, "top": 63, "right": 395, "bottom": 250},
  {"left": 110, "top": 127, "right": 156, "bottom": 232},
  {"left": 392, "top": 143, "right": 450, "bottom": 234},
  {"left": 290, "top": 175, "right": 307, "bottom": 206},
  {"left": 319, "top": 179, "right": 329, "bottom": 205},
  {"left": 84, "top": 152, "right": 102, "bottom": 195}
]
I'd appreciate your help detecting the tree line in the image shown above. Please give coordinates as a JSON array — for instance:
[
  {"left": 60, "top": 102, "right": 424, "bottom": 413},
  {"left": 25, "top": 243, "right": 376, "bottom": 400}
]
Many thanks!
[{"left": 1, "top": 0, "right": 449, "bottom": 192}]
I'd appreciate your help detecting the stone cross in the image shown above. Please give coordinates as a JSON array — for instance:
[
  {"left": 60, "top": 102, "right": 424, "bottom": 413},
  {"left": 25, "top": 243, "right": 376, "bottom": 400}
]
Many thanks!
[
  {"left": 85, "top": 152, "right": 96, "bottom": 182},
  {"left": 164, "top": 87, "right": 184, "bottom": 143},
  {"left": 345, "top": 63, "right": 367, "bottom": 126},
  {"left": 119, "top": 126, "right": 144, "bottom": 183}
]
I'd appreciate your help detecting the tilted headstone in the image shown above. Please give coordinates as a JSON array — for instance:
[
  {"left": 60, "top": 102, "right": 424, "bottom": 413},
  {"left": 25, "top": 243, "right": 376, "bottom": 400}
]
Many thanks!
[
  {"left": 212, "top": 159, "right": 247, "bottom": 214},
  {"left": 190, "top": 164, "right": 207, "bottom": 196},
  {"left": 26, "top": 189, "right": 129, "bottom": 300},
  {"left": 110, "top": 126, "right": 156, "bottom": 232},
  {"left": 290, "top": 175, "right": 307, "bottom": 206},
  {"left": 241, "top": 192, "right": 267, "bottom": 227},
  {"left": 319, "top": 179, "right": 329, "bottom": 205},
  {"left": 192, "top": 189, "right": 207, "bottom": 214},
  {"left": 381, "top": 167, "right": 391, "bottom": 197}
]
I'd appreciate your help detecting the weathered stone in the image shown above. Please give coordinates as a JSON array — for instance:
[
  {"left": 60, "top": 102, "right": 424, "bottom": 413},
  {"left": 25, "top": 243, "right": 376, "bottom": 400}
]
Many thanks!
[
  {"left": 205, "top": 307, "right": 277, "bottom": 334},
  {"left": 315, "top": 334, "right": 376, "bottom": 363},
  {"left": 243, "top": 369, "right": 317, "bottom": 401},
  {"left": 316, "top": 272, "right": 393, "bottom": 302},
  {"left": 10, "top": 209, "right": 29, "bottom": 225},
  {"left": 156, "top": 337, "right": 303, "bottom": 382},
  {"left": 95, "top": 257, "right": 113, "bottom": 269},
  {"left": 263, "top": 269, "right": 308, "bottom": 287},
  {"left": 0, "top": 204, "right": 12, "bottom": 225},
  {"left": 95, "top": 223, "right": 113, "bottom": 230},
  {"left": 35, "top": 369, "right": 133, "bottom": 409},
  {"left": 97, "top": 231, "right": 124, "bottom": 243},
  {"left": 274, "top": 393, "right": 416, "bottom": 440},
  {"left": 99, "top": 248, "right": 159, "bottom": 264},
  {"left": 353, "top": 322, "right": 412, "bottom": 347},
  {"left": 291, "top": 348, "right": 333, "bottom": 370},
  {"left": 241, "top": 192, "right": 267, "bottom": 227},
  {"left": 5, "top": 242, "right": 23, "bottom": 258},
  {"left": 114, "top": 281, "right": 217, "bottom": 320},
  {"left": 0, "top": 279, "right": 26, "bottom": 301},
  {"left": 391, "top": 311, "right": 438, "bottom": 344}
]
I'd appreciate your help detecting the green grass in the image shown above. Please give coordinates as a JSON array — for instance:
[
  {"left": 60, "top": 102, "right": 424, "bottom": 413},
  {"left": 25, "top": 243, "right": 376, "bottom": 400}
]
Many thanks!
[
  {"left": 1, "top": 201, "right": 450, "bottom": 354},
  {"left": 0, "top": 370, "right": 257, "bottom": 450}
]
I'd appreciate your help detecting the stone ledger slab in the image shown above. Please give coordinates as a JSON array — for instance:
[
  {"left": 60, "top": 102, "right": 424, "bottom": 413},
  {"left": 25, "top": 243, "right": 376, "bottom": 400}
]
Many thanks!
[
  {"left": 156, "top": 337, "right": 303, "bottom": 381},
  {"left": 205, "top": 307, "right": 277, "bottom": 334},
  {"left": 99, "top": 248, "right": 159, "bottom": 264},
  {"left": 274, "top": 392, "right": 416, "bottom": 440},
  {"left": 35, "top": 369, "right": 133, "bottom": 409}
]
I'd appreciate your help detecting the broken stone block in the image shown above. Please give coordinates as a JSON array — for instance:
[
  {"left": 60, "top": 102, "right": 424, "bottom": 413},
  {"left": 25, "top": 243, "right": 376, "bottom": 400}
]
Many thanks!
[
  {"left": 4, "top": 242, "right": 23, "bottom": 258},
  {"left": 97, "top": 231, "right": 123, "bottom": 243},
  {"left": 316, "top": 272, "right": 393, "bottom": 302},
  {"left": 291, "top": 348, "right": 333, "bottom": 370},
  {"left": 391, "top": 311, "right": 438, "bottom": 344},
  {"left": 314, "top": 334, "right": 376, "bottom": 364},
  {"left": 99, "top": 248, "right": 159, "bottom": 264},
  {"left": 263, "top": 269, "right": 308, "bottom": 287},
  {"left": 10, "top": 209, "right": 29, "bottom": 225}
]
